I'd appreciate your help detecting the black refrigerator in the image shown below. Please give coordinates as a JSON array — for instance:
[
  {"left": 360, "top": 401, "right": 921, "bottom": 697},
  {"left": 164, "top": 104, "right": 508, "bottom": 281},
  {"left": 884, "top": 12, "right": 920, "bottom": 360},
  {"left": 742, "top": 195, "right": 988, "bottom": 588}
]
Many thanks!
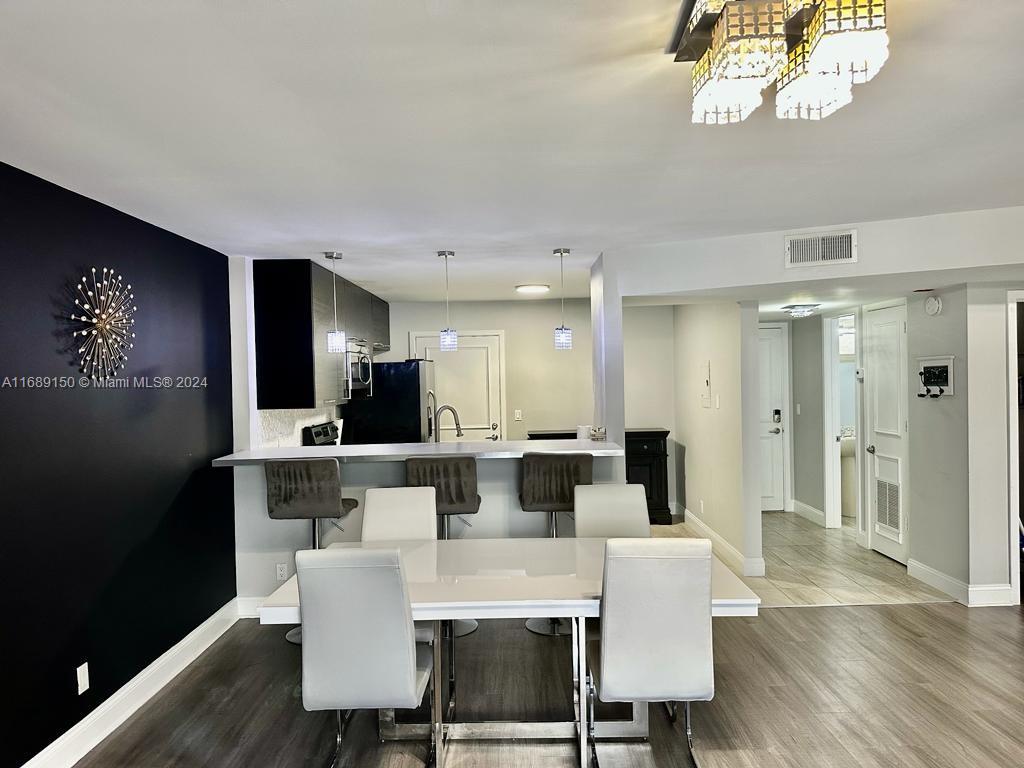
[{"left": 340, "top": 360, "right": 436, "bottom": 444}]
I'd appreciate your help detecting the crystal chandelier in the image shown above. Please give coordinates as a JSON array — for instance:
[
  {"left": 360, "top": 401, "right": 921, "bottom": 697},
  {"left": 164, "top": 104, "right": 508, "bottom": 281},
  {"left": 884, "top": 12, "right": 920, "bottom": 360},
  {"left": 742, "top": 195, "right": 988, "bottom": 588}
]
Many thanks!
[
  {"left": 670, "top": 0, "right": 888, "bottom": 123},
  {"left": 323, "top": 252, "right": 347, "bottom": 354}
]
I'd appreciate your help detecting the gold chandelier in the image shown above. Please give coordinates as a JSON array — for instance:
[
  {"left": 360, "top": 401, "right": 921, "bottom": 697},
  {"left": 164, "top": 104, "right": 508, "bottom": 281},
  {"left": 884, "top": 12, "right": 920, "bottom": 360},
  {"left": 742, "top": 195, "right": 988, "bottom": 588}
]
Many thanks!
[{"left": 671, "top": 0, "right": 889, "bottom": 124}]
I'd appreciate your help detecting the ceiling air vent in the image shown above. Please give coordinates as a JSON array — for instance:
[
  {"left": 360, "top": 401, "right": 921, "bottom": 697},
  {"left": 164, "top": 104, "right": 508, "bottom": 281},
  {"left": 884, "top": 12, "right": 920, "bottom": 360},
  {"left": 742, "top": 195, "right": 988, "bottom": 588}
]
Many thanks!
[{"left": 785, "top": 229, "right": 858, "bottom": 268}]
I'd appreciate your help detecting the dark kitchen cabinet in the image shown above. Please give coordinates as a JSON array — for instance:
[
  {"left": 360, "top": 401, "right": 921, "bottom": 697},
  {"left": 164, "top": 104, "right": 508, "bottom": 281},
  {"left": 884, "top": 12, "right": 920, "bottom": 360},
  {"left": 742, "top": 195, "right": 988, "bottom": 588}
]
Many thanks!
[
  {"left": 625, "top": 428, "right": 672, "bottom": 524},
  {"left": 253, "top": 259, "right": 390, "bottom": 410}
]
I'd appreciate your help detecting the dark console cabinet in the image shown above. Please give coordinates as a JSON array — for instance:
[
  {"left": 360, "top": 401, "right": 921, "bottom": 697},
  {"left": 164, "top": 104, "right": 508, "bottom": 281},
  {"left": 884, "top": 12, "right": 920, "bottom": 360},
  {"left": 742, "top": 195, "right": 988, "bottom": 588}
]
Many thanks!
[{"left": 625, "top": 428, "right": 672, "bottom": 524}]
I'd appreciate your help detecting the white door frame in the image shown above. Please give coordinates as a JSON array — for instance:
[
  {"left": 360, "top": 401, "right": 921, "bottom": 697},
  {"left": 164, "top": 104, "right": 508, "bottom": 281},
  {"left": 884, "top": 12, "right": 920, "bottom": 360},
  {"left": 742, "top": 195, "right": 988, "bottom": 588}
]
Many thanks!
[
  {"left": 821, "top": 310, "right": 861, "bottom": 530},
  {"left": 1006, "top": 292, "right": 1023, "bottom": 603},
  {"left": 861, "top": 298, "right": 910, "bottom": 559},
  {"left": 759, "top": 322, "right": 794, "bottom": 513},
  {"left": 408, "top": 329, "right": 509, "bottom": 440}
]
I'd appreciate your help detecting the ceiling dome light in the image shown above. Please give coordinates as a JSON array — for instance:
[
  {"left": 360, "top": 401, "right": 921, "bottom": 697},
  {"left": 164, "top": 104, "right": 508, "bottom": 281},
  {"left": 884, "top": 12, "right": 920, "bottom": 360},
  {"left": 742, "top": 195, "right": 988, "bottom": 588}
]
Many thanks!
[
  {"left": 516, "top": 284, "right": 550, "bottom": 295},
  {"left": 782, "top": 303, "right": 821, "bottom": 318}
]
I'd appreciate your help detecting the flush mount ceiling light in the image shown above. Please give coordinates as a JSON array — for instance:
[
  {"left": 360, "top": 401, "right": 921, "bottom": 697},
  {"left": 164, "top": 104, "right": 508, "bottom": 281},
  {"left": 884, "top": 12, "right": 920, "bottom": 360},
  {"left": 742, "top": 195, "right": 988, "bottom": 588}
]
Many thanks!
[
  {"left": 516, "top": 284, "right": 551, "bottom": 295},
  {"left": 437, "top": 251, "right": 457, "bottom": 352},
  {"left": 668, "top": 0, "right": 888, "bottom": 124},
  {"left": 782, "top": 303, "right": 821, "bottom": 317},
  {"left": 553, "top": 248, "right": 573, "bottom": 350},
  {"left": 323, "top": 252, "right": 347, "bottom": 354}
]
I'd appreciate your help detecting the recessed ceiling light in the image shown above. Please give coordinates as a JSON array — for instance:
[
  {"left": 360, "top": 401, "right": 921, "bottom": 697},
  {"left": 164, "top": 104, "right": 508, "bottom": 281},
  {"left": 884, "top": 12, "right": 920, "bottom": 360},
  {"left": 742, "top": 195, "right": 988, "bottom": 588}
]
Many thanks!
[
  {"left": 516, "top": 284, "right": 550, "bottom": 295},
  {"left": 782, "top": 304, "right": 821, "bottom": 318}
]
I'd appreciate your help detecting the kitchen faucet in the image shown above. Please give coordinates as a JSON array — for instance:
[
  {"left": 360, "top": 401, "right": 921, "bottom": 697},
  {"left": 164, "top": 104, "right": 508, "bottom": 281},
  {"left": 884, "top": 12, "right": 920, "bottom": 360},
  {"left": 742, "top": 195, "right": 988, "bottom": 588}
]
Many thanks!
[{"left": 434, "top": 404, "right": 464, "bottom": 442}]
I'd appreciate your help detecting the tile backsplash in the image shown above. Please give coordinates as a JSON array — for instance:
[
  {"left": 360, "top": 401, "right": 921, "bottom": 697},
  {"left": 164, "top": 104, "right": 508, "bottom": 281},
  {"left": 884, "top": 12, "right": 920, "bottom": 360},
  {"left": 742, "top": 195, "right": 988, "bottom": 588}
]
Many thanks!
[{"left": 257, "top": 408, "right": 337, "bottom": 447}]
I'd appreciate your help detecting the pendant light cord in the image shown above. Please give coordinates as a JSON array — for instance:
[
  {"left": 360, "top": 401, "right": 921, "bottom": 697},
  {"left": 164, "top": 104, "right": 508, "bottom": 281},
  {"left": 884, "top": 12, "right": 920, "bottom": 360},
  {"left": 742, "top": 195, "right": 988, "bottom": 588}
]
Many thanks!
[
  {"left": 559, "top": 251, "right": 565, "bottom": 327},
  {"left": 445, "top": 254, "right": 451, "bottom": 328}
]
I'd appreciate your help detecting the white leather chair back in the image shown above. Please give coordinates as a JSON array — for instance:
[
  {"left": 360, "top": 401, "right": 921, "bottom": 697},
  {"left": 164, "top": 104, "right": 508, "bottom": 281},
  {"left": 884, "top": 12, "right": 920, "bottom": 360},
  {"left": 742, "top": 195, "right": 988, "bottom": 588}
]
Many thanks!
[
  {"left": 574, "top": 484, "right": 651, "bottom": 539},
  {"left": 599, "top": 538, "right": 714, "bottom": 702},
  {"left": 361, "top": 487, "right": 437, "bottom": 542},
  {"left": 296, "top": 547, "right": 420, "bottom": 710}
]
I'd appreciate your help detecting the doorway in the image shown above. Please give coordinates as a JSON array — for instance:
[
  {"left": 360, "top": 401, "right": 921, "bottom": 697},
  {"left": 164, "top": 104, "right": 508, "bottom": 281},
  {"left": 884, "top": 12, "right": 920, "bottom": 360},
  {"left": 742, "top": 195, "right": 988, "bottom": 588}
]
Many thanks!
[
  {"left": 758, "top": 324, "right": 792, "bottom": 512},
  {"left": 823, "top": 313, "right": 860, "bottom": 532},
  {"left": 410, "top": 330, "right": 506, "bottom": 442}
]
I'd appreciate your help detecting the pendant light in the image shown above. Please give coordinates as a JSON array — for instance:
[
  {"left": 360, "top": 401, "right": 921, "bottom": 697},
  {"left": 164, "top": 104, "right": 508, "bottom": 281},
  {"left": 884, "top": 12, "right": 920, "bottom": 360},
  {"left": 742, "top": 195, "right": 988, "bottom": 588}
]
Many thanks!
[
  {"left": 553, "top": 248, "right": 572, "bottom": 350},
  {"left": 438, "top": 251, "right": 457, "bottom": 351},
  {"left": 324, "top": 252, "right": 346, "bottom": 354}
]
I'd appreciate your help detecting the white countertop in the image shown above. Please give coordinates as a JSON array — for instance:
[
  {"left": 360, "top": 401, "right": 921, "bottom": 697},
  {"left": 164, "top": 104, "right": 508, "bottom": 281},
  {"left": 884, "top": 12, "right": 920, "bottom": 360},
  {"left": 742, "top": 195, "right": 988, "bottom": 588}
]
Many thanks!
[
  {"left": 212, "top": 438, "right": 623, "bottom": 467},
  {"left": 260, "top": 538, "right": 759, "bottom": 623}
]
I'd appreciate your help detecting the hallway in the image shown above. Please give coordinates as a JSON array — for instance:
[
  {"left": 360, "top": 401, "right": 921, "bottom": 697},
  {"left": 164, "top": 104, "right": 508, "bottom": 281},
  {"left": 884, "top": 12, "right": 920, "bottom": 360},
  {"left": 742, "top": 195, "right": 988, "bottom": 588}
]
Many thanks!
[{"left": 656, "top": 513, "right": 952, "bottom": 607}]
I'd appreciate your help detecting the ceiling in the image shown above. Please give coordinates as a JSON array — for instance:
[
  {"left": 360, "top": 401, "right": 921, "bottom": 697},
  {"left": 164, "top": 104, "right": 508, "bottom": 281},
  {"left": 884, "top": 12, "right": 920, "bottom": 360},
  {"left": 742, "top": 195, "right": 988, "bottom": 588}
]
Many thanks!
[
  {"left": 2, "top": 1, "right": 1023, "bottom": 301},
  {"left": 623, "top": 264, "right": 1024, "bottom": 319}
]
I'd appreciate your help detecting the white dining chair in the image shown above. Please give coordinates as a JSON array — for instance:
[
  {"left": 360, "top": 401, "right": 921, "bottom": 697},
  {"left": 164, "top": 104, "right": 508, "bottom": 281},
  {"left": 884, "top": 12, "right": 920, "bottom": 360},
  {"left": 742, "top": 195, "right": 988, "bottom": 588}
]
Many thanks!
[
  {"left": 586, "top": 538, "right": 714, "bottom": 767},
  {"left": 296, "top": 547, "right": 435, "bottom": 767},
  {"left": 361, "top": 486, "right": 437, "bottom": 645},
  {"left": 574, "top": 484, "right": 651, "bottom": 539}
]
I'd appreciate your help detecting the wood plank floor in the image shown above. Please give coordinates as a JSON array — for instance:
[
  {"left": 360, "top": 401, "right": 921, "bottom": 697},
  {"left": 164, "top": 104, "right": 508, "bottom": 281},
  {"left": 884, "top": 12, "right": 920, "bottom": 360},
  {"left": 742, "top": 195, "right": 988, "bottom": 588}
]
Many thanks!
[
  {"left": 75, "top": 604, "right": 1024, "bottom": 768},
  {"left": 654, "top": 513, "right": 952, "bottom": 607}
]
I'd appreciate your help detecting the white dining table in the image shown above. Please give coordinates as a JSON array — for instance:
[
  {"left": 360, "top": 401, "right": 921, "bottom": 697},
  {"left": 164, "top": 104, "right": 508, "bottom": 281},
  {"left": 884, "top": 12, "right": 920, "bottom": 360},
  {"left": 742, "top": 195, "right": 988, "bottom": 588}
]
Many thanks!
[{"left": 260, "top": 537, "right": 759, "bottom": 768}]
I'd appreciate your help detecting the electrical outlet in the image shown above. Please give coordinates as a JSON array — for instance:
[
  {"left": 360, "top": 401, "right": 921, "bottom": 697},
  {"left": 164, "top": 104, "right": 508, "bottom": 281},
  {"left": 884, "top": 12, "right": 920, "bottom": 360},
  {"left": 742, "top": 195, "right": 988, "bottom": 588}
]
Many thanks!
[
  {"left": 77, "top": 662, "right": 89, "bottom": 695},
  {"left": 514, "top": 409, "right": 523, "bottom": 421},
  {"left": 796, "top": 403, "right": 801, "bottom": 416},
  {"left": 276, "top": 563, "right": 288, "bottom": 581},
  {"left": 699, "top": 499, "right": 705, "bottom": 517},
  {"left": 715, "top": 394, "right": 720, "bottom": 409}
]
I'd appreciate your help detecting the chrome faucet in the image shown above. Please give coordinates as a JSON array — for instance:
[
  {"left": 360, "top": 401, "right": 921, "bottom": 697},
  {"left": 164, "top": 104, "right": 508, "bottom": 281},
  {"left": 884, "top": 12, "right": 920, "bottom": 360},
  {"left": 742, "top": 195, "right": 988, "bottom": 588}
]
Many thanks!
[{"left": 434, "top": 404, "right": 464, "bottom": 442}]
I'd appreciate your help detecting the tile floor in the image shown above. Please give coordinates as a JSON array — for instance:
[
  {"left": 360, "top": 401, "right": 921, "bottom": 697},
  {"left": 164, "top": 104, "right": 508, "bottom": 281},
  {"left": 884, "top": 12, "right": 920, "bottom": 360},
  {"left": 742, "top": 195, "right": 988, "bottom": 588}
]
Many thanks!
[{"left": 654, "top": 510, "right": 952, "bottom": 607}]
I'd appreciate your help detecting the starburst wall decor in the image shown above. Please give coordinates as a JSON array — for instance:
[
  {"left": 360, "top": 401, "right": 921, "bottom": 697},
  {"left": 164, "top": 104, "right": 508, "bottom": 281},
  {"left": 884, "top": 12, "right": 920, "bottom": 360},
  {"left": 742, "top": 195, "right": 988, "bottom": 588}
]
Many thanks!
[{"left": 70, "top": 267, "right": 137, "bottom": 380}]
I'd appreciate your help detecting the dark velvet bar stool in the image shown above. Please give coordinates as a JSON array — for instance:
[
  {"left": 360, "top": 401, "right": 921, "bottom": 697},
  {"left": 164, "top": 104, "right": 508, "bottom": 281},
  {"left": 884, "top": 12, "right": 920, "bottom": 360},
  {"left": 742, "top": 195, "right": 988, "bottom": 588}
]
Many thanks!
[
  {"left": 406, "top": 456, "right": 482, "bottom": 639},
  {"left": 519, "top": 452, "right": 594, "bottom": 636},
  {"left": 265, "top": 458, "right": 358, "bottom": 644}
]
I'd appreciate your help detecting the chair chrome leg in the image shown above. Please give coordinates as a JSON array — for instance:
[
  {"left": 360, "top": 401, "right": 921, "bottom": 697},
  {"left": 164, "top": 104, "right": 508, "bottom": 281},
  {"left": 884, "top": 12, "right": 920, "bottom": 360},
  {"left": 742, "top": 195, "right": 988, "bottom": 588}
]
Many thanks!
[
  {"left": 426, "top": 679, "right": 437, "bottom": 768},
  {"left": 586, "top": 673, "right": 599, "bottom": 768},
  {"left": 683, "top": 702, "right": 700, "bottom": 768},
  {"left": 664, "top": 700, "right": 677, "bottom": 723},
  {"left": 326, "top": 709, "right": 345, "bottom": 768}
]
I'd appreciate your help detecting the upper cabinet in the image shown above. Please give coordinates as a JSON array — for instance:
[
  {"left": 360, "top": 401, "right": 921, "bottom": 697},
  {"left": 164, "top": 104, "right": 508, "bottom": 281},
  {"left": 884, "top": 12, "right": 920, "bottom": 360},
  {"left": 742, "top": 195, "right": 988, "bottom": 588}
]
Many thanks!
[{"left": 253, "top": 260, "right": 389, "bottom": 410}]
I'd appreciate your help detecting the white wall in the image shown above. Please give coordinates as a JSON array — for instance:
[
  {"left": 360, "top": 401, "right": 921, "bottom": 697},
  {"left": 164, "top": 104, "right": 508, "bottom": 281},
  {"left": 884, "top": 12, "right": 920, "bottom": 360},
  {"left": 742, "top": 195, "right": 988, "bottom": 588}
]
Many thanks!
[
  {"left": 906, "top": 287, "right": 969, "bottom": 585},
  {"left": 380, "top": 299, "right": 594, "bottom": 440},
  {"left": 622, "top": 305, "right": 678, "bottom": 508},
  {"left": 791, "top": 316, "right": 825, "bottom": 515},
  {"left": 672, "top": 304, "right": 745, "bottom": 552}
]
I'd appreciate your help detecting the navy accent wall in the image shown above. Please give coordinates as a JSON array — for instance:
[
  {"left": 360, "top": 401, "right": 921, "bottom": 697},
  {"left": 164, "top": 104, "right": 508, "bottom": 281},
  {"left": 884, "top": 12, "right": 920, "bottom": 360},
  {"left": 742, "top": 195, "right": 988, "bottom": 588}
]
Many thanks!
[{"left": 0, "top": 162, "right": 235, "bottom": 768}]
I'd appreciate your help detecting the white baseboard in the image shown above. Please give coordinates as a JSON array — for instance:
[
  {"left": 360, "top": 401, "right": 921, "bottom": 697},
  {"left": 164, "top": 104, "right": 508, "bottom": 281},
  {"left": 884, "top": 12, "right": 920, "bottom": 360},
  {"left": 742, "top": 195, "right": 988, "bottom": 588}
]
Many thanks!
[
  {"left": 793, "top": 500, "right": 826, "bottom": 527},
  {"left": 907, "top": 559, "right": 968, "bottom": 604},
  {"left": 23, "top": 599, "right": 240, "bottom": 768},
  {"left": 682, "top": 509, "right": 763, "bottom": 576},
  {"left": 966, "top": 583, "right": 1018, "bottom": 607},
  {"left": 236, "top": 596, "right": 264, "bottom": 619}
]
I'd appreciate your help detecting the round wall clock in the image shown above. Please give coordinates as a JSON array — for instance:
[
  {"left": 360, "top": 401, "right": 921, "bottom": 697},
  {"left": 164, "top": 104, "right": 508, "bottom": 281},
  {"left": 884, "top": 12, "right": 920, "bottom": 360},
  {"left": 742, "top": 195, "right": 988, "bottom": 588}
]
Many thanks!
[
  {"left": 70, "top": 267, "right": 137, "bottom": 380},
  {"left": 924, "top": 296, "right": 943, "bottom": 317}
]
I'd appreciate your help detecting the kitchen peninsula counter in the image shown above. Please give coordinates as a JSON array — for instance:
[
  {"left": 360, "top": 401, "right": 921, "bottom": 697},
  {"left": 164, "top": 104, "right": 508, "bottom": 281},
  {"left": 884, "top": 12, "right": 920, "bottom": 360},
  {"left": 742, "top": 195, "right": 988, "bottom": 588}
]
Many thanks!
[{"left": 213, "top": 439, "right": 622, "bottom": 467}]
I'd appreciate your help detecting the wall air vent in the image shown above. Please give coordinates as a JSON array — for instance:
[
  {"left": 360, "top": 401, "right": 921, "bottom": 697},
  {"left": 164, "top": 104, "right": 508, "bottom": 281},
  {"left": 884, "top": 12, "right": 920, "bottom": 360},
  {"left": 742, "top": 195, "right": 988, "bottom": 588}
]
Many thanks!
[{"left": 785, "top": 229, "right": 858, "bottom": 268}]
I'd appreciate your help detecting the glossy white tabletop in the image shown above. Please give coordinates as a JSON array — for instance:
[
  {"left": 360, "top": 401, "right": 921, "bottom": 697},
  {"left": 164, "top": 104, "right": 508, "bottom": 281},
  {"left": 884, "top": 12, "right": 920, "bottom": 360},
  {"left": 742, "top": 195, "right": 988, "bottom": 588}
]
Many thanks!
[
  {"left": 212, "top": 439, "right": 623, "bottom": 467},
  {"left": 259, "top": 538, "right": 760, "bottom": 623}
]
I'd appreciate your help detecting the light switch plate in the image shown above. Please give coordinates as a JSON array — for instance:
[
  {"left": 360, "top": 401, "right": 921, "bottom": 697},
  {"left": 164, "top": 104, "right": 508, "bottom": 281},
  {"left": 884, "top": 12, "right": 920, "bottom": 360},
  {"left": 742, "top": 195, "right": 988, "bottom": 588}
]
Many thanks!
[
  {"left": 513, "top": 409, "right": 523, "bottom": 421},
  {"left": 77, "top": 662, "right": 89, "bottom": 695}
]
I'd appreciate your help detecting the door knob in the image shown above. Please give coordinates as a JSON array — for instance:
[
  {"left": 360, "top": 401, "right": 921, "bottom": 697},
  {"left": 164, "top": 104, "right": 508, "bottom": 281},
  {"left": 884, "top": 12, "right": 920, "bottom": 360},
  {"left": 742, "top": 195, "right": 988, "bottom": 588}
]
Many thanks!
[
  {"left": 487, "top": 434, "right": 499, "bottom": 441},
  {"left": 769, "top": 427, "right": 781, "bottom": 435},
  {"left": 866, "top": 444, "right": 876, "bottom": 454},
  {"left": 491, "top": 423, "right": 498, "bottom": 430}
]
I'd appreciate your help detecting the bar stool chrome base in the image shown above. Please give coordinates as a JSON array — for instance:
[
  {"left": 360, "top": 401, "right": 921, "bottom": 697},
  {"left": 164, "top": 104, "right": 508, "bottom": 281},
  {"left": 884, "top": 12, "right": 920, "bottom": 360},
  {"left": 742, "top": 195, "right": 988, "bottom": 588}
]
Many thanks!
[
  {"left": 285, "top": 627, "right": 302, "bottom": 644},
  {"left": 525, "top": 617, "right": 573, "bottom": 636},
  {"left": 454, "top": 619, "right": 478, "bottom": 637}
]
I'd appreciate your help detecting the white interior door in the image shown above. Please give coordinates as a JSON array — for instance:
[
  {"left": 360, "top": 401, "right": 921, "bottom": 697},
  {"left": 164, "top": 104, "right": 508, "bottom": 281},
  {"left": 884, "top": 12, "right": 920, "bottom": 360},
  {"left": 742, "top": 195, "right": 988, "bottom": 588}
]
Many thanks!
[
  {"left": 864, "top": 304, "right": 909, "bottom": 563},
  {"left": 758, "top": 326, "right": 786, "bottom": 511},
  {"left": 411, "top": 331, "right": 503, "bottom": 442}
]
